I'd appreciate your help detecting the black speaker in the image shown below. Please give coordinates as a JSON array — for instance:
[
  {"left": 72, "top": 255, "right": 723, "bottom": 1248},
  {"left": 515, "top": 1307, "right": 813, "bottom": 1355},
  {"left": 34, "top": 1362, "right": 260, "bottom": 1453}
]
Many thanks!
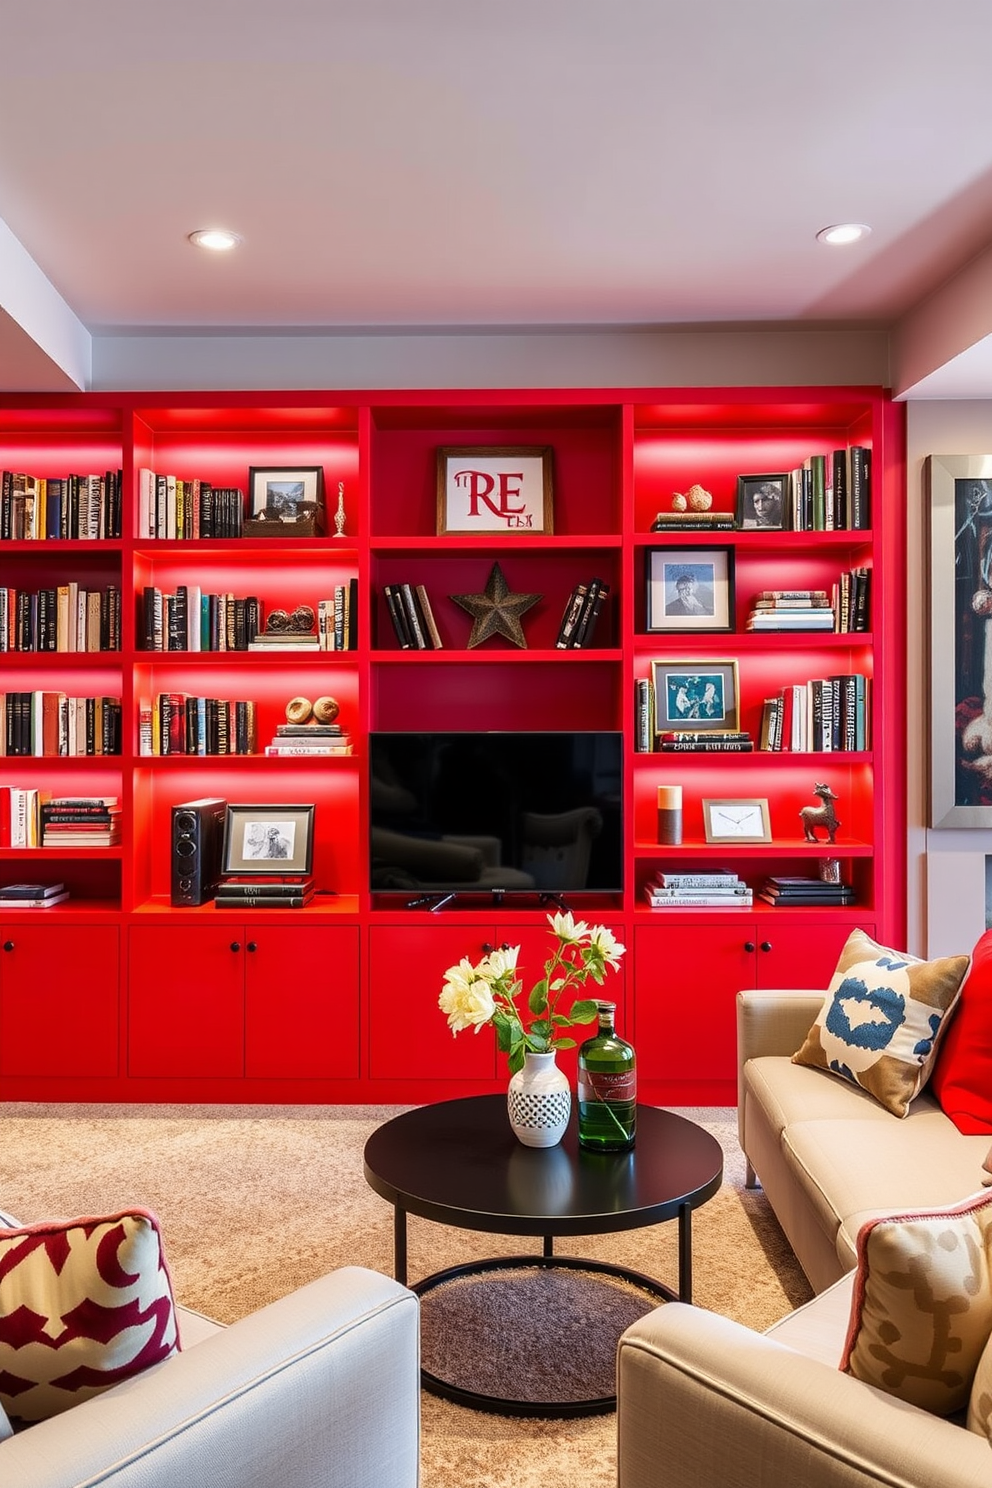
[{"left": 171, "top": 797, "right": 228, "bottom": 906}]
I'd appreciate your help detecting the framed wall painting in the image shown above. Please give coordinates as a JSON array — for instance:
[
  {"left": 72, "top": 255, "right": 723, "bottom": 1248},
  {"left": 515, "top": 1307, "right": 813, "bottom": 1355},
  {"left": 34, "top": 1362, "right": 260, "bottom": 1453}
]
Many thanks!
[
  {"left": 437, "top": 446, "right": 553, "bottom": 535},
  {"left": 222, "top": 803, "right": 315, "bottom": 875},
  {"left": 650, "top": 658, "right": 740, "bottom": 734},
  {"left": 925, "top": 847, "right": 990, "bottom": 957},
  {"left": 645, "top": 546, "right": 735, "bottom": 633},
  {"left": 925, "top": 453, "right": 992, "bottom": 827}
]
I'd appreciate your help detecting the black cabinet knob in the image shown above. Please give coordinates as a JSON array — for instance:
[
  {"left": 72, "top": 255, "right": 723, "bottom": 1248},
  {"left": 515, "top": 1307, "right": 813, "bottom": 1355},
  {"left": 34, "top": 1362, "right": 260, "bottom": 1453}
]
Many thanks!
[
  {"left": 744, "top": 941, "right": 755, "bottom": 953},
  {"left": 760, "top": 940, "right": 772, "bottom": 953},
  {"left": 482, "top": 942, "right": 494, "bottom": 954},
  {"left": 247, "top": 942, "right": 257, "bottom": 953},
  {"left": 230, "top": 941, "right": 241, "bottom": 953},
  {"left": 2, "top": 941, "right": 13, "bottom": 952}
]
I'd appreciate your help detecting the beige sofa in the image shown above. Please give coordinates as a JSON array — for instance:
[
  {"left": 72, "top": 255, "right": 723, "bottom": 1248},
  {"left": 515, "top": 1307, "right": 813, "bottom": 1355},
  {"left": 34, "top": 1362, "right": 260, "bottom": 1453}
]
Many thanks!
[
  {"left": 616, "top": 987, "right": 992, "bottom": 1488},
  {"left": 0, "top": 1266, "right": 420, "bottom": 1488}
]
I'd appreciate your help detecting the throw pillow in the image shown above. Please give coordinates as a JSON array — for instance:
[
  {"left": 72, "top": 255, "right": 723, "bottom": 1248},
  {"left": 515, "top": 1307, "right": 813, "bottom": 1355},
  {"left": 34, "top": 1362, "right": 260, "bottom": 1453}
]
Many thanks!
[
  {"left": 930, "top": 929, "right": 992, "bottom": 1135},
  {"left": 0, "top": 1208, "right": 179, "bottom": 1423},
  {"left": 792, "top": 928, "right": 970, "bottom": 1117},
  {"left": 968, "top": 1328, "right": 992, "bottom": 1442},
  {"left": 840, "top": 1190, "right": 992, "bottom": 1415}
]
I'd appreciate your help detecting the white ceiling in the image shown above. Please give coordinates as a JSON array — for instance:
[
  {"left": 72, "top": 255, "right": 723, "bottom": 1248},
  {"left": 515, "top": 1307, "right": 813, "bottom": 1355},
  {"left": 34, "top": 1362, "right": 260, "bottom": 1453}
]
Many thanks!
[{"left": 4, "top": 0, "right": 992, "bottom": 391}]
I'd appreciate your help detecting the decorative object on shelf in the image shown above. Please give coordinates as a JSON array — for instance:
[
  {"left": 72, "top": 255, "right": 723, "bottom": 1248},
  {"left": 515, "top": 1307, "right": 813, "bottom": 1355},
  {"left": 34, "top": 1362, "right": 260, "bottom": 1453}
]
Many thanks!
[
  {"left": 702, "top": 797, "right": 772, "bottom": 843},
  {"left": 645, "top": 545, "right": 735, "bottom": 634},
  {"left": 436, "top": 445, "right": 554, "bottom": 535},
  {"left": 333, "top": 481, "right": 346, "bottom": 538},
  {"left": 671, "top": 483, "right": 713, "bottom": 513},
  {"left": 312, "top": 695, "right": 340, "bottom": 725},
  {"left": 656, "top": 784, "right": 683, "bottom": 845},
  {"left": 245, "top": 467, "right": 325, "bottom": 536},
  {"left": 819, "top": 856, "right": 842, "bottom": 884},
  {"left": 438, "top": 910, "right": 625, "bottom": 1147},
  {"left": 735, "top": 473, "right": 789, "bottom": 530},
  {"left": 925, "top": 454, "right": 992, "bottom": 828},
  {"left": 506, "top": 1051, "right": 572, "bottom": 1148},
  {"left": 800, "top": 782, "right": 840, "bottom": 843},
  {"left": 221, "top": 803, "right": 316, "bottom": 876},
  {"left": 651, "top": 658, "right": 740, "bottom": 735},
  {"left": 577, "top": 1001, "right": 637, "bottom": 1152},
  {"left": 449, "top": 561, "right": 542, "bottom": 648},
  {"left": 285, "top": 696, "right": 314, "bottom": 724}
]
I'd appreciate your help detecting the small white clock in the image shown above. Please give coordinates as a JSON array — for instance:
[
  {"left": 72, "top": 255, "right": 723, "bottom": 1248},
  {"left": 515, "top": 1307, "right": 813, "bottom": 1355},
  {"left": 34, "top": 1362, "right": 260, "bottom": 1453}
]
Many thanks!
[{"left": 702, "top": 798, "right": 772, "bottom": 843}]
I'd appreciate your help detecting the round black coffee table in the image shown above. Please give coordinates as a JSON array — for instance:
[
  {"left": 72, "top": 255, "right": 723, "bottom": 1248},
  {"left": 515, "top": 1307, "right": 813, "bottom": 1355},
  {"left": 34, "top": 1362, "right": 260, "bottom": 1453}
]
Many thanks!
[{"left": 363, "top": 1096, "right": 723, "bottom": 1416}]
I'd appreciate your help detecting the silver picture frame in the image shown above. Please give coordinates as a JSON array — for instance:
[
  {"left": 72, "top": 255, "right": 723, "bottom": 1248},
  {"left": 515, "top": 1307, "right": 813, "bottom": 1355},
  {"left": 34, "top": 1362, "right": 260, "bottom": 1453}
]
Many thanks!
[{"left": 926, "top": 453, "right": 992, "bottom": 827}]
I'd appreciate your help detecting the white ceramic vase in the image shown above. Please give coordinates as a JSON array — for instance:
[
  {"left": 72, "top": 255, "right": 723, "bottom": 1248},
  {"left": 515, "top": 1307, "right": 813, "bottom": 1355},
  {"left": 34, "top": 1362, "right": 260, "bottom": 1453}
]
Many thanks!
[{"left": 507, "top": 1050, "right": 571, "bottom": 1148}]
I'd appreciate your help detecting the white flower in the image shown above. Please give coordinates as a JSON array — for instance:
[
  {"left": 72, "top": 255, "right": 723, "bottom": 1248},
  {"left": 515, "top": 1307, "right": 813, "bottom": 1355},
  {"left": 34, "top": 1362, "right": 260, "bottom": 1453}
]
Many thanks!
[
  {"left": 439, "top": 960, "right": 496, "bottom": 1034},
  {"left": 548, "top": 910, "right": 589, "bottom": 945},
  {"left": 588, "top": 925, "right": 626, "bottom": 970},
  {"left": 484, "top": 945, "right": 519, "bottom": 980}
]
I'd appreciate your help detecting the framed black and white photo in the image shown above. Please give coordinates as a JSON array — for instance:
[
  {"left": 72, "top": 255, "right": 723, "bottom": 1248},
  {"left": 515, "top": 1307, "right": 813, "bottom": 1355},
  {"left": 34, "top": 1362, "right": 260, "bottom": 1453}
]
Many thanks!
[
  {"left": 736, "top": 473, "right": 789, "bottom": 531},
  {"left": 645, "top": 546, "right": 735, "bottom": 633},
  {"left": 650, "top": 658, "right": 740, "bottom": 733},
  {"left": 222, "top": 804, "right": 315, "bottom": 875},
  {"left": 926, "top": 453, "right": 992, "bottom": 826},
  {"left": 437, "top": 445, "right": 553, "bottom": 535},
  {"left": 248, "top": 467, "right": 325, "bottom": 525}
]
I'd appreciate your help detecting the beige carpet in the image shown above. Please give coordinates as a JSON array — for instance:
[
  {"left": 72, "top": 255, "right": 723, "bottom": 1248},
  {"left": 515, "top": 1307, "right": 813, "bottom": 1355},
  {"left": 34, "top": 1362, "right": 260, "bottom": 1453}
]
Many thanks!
[{"left": 0, "top": 1103, "right": 811, "bottom": 1487}]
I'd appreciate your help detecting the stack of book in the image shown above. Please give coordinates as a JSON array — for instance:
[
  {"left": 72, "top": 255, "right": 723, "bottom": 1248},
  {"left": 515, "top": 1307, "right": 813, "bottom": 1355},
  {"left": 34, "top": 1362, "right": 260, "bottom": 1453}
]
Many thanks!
[
  {"left": 555, "top": 577, "right": 610, "bottom": 648},
  {"left": 757, "top": 875, "right": 855, "bottom": 908},
  {"left": 745, "top": 590, "right": 835, "bottom": 631},
  {"left": 214, "top": 875, "right": 316, "bottom": 909},
  {"left": 247, "top": 630, "right": 320, "bottom": 653},
  {"left": 657, "top": 730, "right": 753, "bottom": 752},
  {"left": 41, "top": 797, "right": 121, "bottom": 847},
  {"left": 0, "top": 881, "right": 70, "bottom": 908},
  {"left": 650, "top": 510, "right": 734, "bottom": 532},
  {"left": 264, "top": 724, "right": 352, "bottom": 757},
  {"left": 644, "top": 869, "right": 752, "bottom": 907},
  {"left": 382, "top": 583, "right": 443, "bottom": 649}
]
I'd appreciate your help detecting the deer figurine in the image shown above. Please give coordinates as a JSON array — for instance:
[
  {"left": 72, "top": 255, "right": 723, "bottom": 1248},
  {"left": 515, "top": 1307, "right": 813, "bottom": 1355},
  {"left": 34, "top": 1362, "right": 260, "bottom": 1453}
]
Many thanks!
[{"left": 800, "top": 782, "right": 840, "bottom": 844}]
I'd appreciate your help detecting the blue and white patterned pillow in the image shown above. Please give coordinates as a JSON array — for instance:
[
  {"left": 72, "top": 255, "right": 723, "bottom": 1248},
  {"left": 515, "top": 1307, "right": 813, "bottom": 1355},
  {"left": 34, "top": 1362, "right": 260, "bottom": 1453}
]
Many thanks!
[{"left": 792, "top": 928, "right": 971, "bottom": 1117}]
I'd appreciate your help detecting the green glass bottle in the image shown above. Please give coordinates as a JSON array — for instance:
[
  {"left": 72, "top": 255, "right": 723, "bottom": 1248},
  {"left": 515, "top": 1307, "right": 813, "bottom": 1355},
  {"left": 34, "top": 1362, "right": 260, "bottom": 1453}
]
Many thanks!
[{"left": 577, "top": 1000, "right": 636, "bottom": 1152}]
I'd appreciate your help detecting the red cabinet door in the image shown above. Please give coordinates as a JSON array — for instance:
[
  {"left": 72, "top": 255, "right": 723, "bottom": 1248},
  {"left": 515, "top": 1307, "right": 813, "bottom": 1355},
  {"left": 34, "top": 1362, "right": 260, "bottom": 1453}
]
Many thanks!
[
  {"left": 128, "top": 924, "right": 244, "bottom": 1078},
  {"left": 0, "top": 924, "right": 119, "bottom": 1078},
  {"left": 635, "top": 920, "right": 754, "bottom": 1087},
  {"left": 245, "top": 924, "right": 359, "bottom": 1078},
  {"left": 755, "top": 919, "right": 873, "bottom": 992}
]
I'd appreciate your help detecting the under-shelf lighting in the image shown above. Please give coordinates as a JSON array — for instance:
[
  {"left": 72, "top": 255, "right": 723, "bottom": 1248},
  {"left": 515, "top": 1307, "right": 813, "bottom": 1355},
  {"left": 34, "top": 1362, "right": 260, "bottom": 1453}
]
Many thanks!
[
  {"left": 816, "top": 223, "right": 871, "bottom": 246},
  {"left": 188, "top": 228, "right": 243, "bottom": 252}
]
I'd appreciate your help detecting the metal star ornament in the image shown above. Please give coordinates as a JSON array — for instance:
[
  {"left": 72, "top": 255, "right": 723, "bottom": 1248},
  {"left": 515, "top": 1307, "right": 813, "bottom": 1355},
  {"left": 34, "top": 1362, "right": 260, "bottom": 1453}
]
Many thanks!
[{"left": 450, "top": 562, "right": 542, "bottom": 648}]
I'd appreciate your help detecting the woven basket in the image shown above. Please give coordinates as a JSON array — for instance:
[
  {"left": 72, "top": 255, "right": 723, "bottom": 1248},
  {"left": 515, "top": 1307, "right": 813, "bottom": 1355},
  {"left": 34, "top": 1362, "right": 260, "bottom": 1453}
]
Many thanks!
[{"left": 244, "top": 512, "right": 325, "bottom": 538}]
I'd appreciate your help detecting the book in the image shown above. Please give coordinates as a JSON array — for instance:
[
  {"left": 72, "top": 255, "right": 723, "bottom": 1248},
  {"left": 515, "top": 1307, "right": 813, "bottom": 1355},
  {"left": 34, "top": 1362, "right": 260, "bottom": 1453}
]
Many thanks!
[
  {"left": 659, "top": 731, "right": 750, "bottom": 742},
  {"left": 219, "top": 876, "right": 315, "bottom": 893},
  {"left": 571, "top": 578, "right": 610, "bottom": 649},
  {"left": 264, "top": 744, "right": 353, "bottom": 755},
  {"left": 647, "top": 884, "right": 751, "bottom": 897},
  {"left": 645, "top": 889, "right": 754, "bottom": 907},
  {"left": 414, "top": 585, "right": 443, "bottom": 649},
  {"left": 0, "top": 881, "right": 66, "bottom": 898},
  {"left": 658, "top": 740, "right": 754, "bottom": 751},
  {"left": 652, "top": 870, "right": 741, "bottom": 887},
  {"left": 214, "top": 891, "right": 315, "bottom": 909},
  {"left": 0, "top": 890, "right": 71, "bottom": 907},
  {"left": 555, "top": 583, "right": 588, "bottom": 648}
]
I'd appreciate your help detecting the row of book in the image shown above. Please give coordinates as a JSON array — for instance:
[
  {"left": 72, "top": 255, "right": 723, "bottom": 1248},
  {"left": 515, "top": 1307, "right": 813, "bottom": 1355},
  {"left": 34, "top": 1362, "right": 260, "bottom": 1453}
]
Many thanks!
[
  {"left": 0, "top": 585, "right": 122, "bottom": 652},
  {"left": 757, "top": 875, "right": 855, "bottom": 907},
  {"left": 644, "top": 870, "right": 753, "bottom": 907},
  {"left": 759, "top": 674, "right": 871, "bottom": 753},
  {"left": 5, "top": 791, "right": 121, "bottom": 849},
  {"left": 138, "top": 472, "right": 245, "bottom": 540},
  {"left": 787, "top": 447, "right": 870, "bottom": 532},
  {"left": 0, "top": 881, "right": 71, "bottom": 908},
  {"left": 744, "top": 574, "right": 870, "bottom": 634},
  {"left": 214, "top": 874, "right": 315, "bottom": 909},
  {"left": 141, "top": 695, "right": 259, "bottom": 756},
  {"left": 262, "top": 723, "right": 352, "bottom": 757},
  {"left": 0, "top": 470, "right": 123, "bottom": 541},
  {"left": 382, "top": 583, "right": 443, "bottom": 649},
  {"left": 555, "top": 577, "right": 610, "bottom": 648},
  {"left": 2, "top": 692, "right": 122, "bottom": 757}
]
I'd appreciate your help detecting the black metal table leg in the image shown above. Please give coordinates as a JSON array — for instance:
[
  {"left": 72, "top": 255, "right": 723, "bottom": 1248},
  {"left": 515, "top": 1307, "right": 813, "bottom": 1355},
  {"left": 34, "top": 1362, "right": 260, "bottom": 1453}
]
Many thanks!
[
  {"left": 677, "top": 1201, "right": 692, "bottom": 1302},
  {"left": 394, "top": 1205, "right": 408, "bottom": 1286}
]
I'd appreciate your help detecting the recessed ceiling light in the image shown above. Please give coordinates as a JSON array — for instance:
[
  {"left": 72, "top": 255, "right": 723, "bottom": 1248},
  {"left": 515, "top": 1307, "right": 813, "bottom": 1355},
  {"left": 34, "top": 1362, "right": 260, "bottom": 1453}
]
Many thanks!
[
  {"left": 816, "top": 223, "right": 871, "bottom": 246},
  {"left": 188, "top": 228, "right": 243, "bottom": 252}
]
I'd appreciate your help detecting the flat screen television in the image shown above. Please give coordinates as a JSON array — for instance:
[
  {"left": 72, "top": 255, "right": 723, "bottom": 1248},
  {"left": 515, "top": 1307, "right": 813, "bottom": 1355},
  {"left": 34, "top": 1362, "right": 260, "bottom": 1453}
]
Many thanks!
[{"left": 369, "top": 730, "right": 623, "bottom": 904}]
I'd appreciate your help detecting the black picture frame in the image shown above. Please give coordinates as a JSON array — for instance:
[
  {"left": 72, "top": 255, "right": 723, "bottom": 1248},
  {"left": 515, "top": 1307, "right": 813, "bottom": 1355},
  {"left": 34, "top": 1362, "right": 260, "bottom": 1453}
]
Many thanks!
[
  {"left": 645, "top": 546, "right": 735, "bottom": 633},
  {"left": 735, "top": 473, "right": 788, "bottom": 531},
  {"left": 222, "top": 803, "right": 315, "bottom": 875},
  {"left": 247, "top": 467, "right": 325, "bottom": 525}
]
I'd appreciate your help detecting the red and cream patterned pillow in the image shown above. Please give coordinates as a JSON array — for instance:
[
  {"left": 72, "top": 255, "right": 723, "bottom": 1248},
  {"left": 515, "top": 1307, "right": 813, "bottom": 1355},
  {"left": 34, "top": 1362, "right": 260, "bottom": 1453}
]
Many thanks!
[
  {"left": 0, "top": 1208, "right": 179, "bottom": 1423},
  {"left": 840, "top": 1190, "right": 992, "bottom": 1415}
]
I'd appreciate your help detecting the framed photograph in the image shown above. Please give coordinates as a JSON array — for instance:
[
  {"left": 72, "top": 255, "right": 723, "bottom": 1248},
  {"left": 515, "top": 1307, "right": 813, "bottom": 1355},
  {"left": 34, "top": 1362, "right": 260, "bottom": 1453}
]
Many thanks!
[
  {"left": 926, "top": 454, "right": 992, "bottom": 827},
  {"left": 437, "top": 445, "right": 553, "bottom": 536},
  {"left": 248, "top": 467, "right": 325, "bottom": 524},
  {"left": 702, "top": 797, "right": 772, "bottom": 843},
  {"left": 736, "top": 473, "right": 788, "bottom": 531},
  {"left": 645, "top": 546, "right": 735, "bottom": 633},
  {"left": 650, "top": 658, "right": 740, "bottom": 733},
  {"left": 222, "top": 804, "right": 315, "bottom": 875}
]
